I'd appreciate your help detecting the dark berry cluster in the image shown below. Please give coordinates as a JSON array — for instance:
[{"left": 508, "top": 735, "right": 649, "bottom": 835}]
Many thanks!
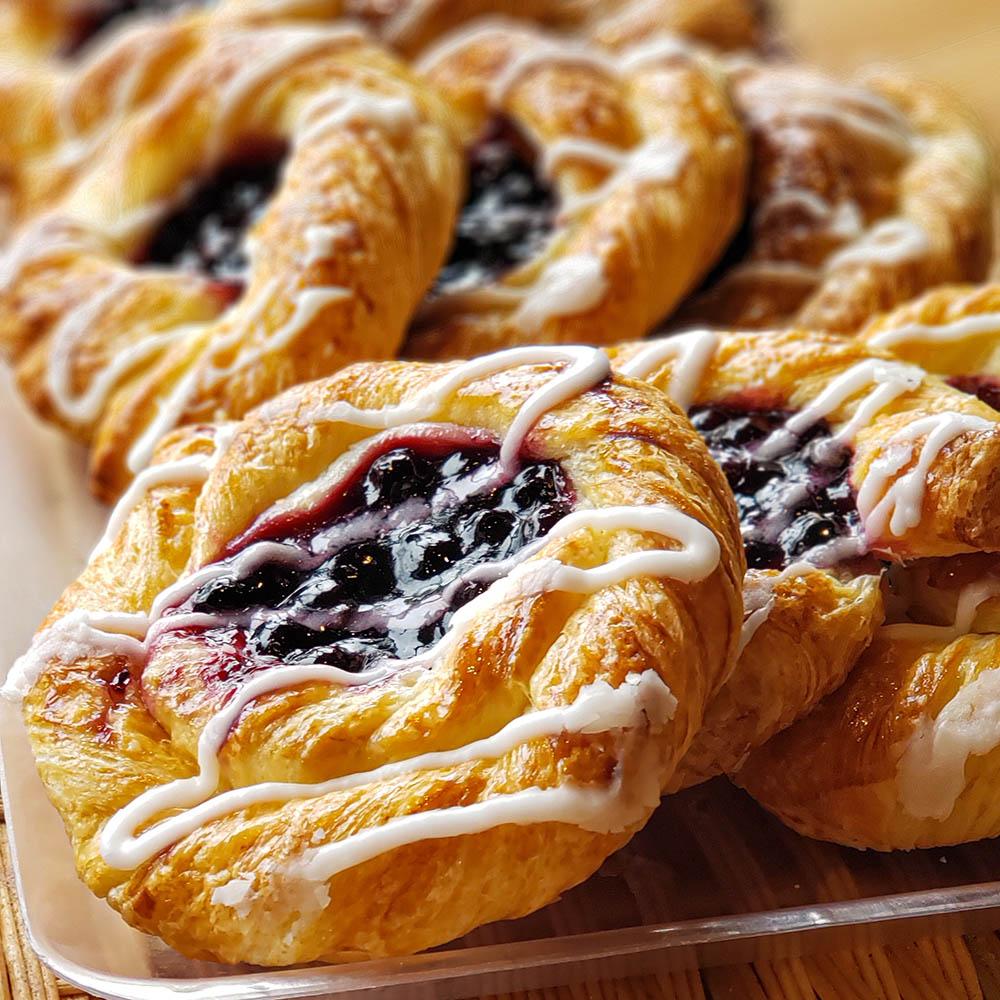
[
  {"left": 174, "top": 444, "right": 574, "bottom": 674},
  {"left": 690, "top": 406, "right": 862, "bottom": 570},
  {"left": 142, "top": 150, "right": 285, "bottom": 287},
  {"left": 949, "top": 375, "right": 1000, "bottom": 413},
  {"left": 432, "top": 117, "right": 556, "bottom": 295}
]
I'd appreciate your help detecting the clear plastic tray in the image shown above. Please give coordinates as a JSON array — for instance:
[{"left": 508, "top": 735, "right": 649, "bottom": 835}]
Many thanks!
[{"left": 3, "top": 372, "right": 1000, "bottom": 1000}]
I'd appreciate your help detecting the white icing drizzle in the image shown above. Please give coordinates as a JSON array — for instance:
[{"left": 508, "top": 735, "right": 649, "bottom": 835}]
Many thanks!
[
  {"left": 737, "top": 562, "right": 816, "bottom": 655},
  {"left": 0, "top": 222, "right": 99, "bottom": 297},
  {"left": 882, "top": 577, "right": 1000, "bottom": 643},
  {"left": 302, "top": 223, "right": 356, "bottom": 267},
  {"left": 739, "top": 71, "right": 916, "bottom": 158},
  {"left": 754, "top": 189, "right": 864, "bottom": 241},
  {"left": 868, "top": 312, "right": 1000, "bottom": 351},
  {"left": 756, "top": 359, "right": 925, "bottom": 460},
  {"left": 825, "top": 218, "right": 929, "bottom": 271},
  {"left": 45, "top": 273, "right": 134, "bottom": 423},
  {"left": 616, "top": 330, "right": 718, "bottom": 411},
  {"left": 857, "top": 411, "right": 993, "bottom": 539},
  {"left": 293, "top": 346, "right": 610, "bottom": 480},
  {"left": 513, "top": 256, "right": 608, "bottom": 331},
  {"left": 90, "top": 423, "right": 239, "bottom": 563},
  {"left": 124, "top": 277, "right": 349, "bottom": 473},
  {"left": 3, "top": 610, "right": 148, "bottom": 702},
  {"left": 544, "top": 138, "right": 690, "bottom": 217},
  {"left": 204, "top": 26, "right": 367, "bottom": 167},
  {"left": 296, "top": 87, "right": 418, "bottom": 147},
  {"left": 241, "top": 287, "right": 352, "bottom": 365},
  {"left": 418, "top": 256, "right": 609, "bottom": 331},
  {"left": 616, "top": 34, "right": 694, "bottom": 74},
  {"left": 126, "top": 365, "right": 204, "bottom": 475},
  {"left": 101, "top": 670, "right": 677, "bottom": 871},
  {"left": 52, "top": 19, "right": 169, "bottom": 171},
  {"left": 898, "top": 663, "right": 1000, "bottom": 821},
  {"left": 491, "top": 41, "right": 620, "bottom": 104}
]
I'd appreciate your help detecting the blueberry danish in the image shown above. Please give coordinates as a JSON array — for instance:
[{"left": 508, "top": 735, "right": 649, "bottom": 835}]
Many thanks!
[
  {"left": 403, "top": 20, "right": 747, "bottom": 359},
  {"left": 611, "top": 328, "right": 1000, "bottom": 786},
  {"left": 6, "top": 347, "right": 743, "bottom": 963},
  {"left": 0, "top": 25, "right": 462, "bottom": 500}
]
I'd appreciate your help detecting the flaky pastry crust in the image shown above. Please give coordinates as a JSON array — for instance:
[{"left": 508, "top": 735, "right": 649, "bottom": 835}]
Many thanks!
[
  {"left": 0, "top": 24, "right": 463, "bottom": 501},
  {"left": 403, "top": 20, "right": 747, "bottom": 360},
  {"left": 16, "top": 354, "right": 743, "bottom": 964},
  {"left": 676, "top": 61, "right": 994, "bottom": 333},
  {"left": 860, "top": 283, "right": 1000, "bottom": 388},
  {"left": 738, "top": 556, "right": 1000, "bottom": 849}
]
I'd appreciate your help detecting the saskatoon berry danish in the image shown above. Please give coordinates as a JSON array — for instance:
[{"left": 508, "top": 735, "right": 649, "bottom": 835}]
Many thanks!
[
  {"left": 0, "top": 24, "right": 463, "bottom": 501},
  {"left": 610, "top": 328, "right": 1000, "bottom": 786},
  {"left": 738, "top": 554, "right": 1000, "bottom": 849},
  {"left": 5, "top": 347, "right": 744, "bottom": 964},
  {"left": 403, "top": 20, "right": 748, "bottom": 360},
  {"left": 675, "top": 60, "right": 993, "bottom": 333}
]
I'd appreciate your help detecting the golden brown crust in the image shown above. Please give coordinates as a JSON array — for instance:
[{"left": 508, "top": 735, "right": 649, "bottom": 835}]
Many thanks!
[
  {"left": 859, "top": 283, "right": 1000, "bottom": 381},
  {"left": 737, "top": 557, "right": 1000, "bottom": 849},
  {"left": 218, "top": 0, "right": 769, "bottom": 56},
  {"left": 675, "top": 61, "right": 994, "bottom": 333},
  {"left": 612, "top": 329, "right": 1000, "bottom": 558},
  {"left": 608, "top": 335, "right": 885, "bottom": 785},
  {"left": 671, "top": 568, "right": 883, "bottom": 789},
  {"left": 0, "top": 26, "right": 464, "bottom": 500},
  {"left": 402, "top": 21, "right": 747, "bottom": 360},
  {"left": 609, "top": 327, "right": 1000, "bottom": 790},
  {"left": 21, "top": 357, "right": 744, "bottom": 964}
]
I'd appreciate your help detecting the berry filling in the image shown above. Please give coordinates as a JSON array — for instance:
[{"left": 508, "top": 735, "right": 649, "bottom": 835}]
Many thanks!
[
  {"left": 690, "top": 406, "right": 862, "bottom": 570},
  {"left": 157, "top": 435, "right": 574, "bottom": 678},
  {"left": 65, "top": 0, "right": 203, "bottom": 56},
  {"left": 141, "top": 145, "right": 286, "bottom": 292},
  {"left": 431, "top": 117, "right": 556, "bottom": 295},
  {"left": 949, "top": 375, "right": 1000, "bottom": 413}
]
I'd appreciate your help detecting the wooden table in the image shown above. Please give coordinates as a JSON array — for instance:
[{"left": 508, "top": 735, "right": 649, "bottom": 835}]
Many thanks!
[{"left": 3, "top": 2, "right": 1000, "bottom": 998}]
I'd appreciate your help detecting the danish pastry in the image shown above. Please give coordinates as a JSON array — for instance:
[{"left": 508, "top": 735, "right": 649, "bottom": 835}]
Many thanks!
[
  {"left": 738, "top": 554, "right": 1000, "bottom": 849},
  {"left": 219, "top": 0, "right": 770, "bottom": 58},
  {"left": 402, "top": 20, "right": 747, "bottom": 360},
  {"left": 860, "top": 283, "right": 1000, "bottom": 407},
  {"left": 0, "top": 24, "right": 463, "bottom": 501},
  {"left": 610, "top": 328, "right": 1000, "bottom": 784},
  {"left": 675, "top": 60, "right": 993, "bottom": 333},
  {"left": 6, "top": 346, "right": 744, "bottom": 963}
]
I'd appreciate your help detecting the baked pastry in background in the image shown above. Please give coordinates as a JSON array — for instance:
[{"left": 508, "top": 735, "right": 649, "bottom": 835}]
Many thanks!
[
  {"left": 6, "top": 347, "right": 743, "bottom": 963},
  {"left": 0, "top": 24, "right": 463, "bottom": 501},
  {"left": 610, "top": 328, "right": 1000, "bottom": 787},
  {"left": 0, "top": 0, "right": 768, "bottom": 60},
  {"left": 403, "top": 20, "right": 747, "bottom": 360},
  {"left": 219, "top": 0, "right": 770, "bottom": 57},
  {"left": 675, "top": 60, "right": 993, "bottom": 333},
  {"left": 739, "top": 554, "right": 1000, "bottom": 849},
  {"left": 0, "top": 0, "right": 768, "bottom": 237}
]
